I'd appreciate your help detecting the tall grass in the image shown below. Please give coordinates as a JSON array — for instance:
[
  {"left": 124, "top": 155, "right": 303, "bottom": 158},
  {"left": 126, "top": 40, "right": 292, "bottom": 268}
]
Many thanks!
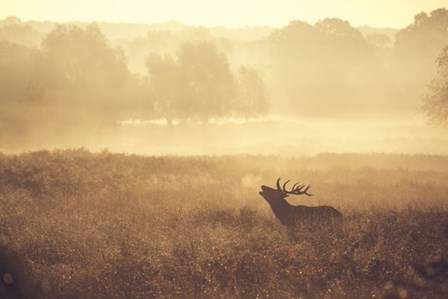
[{"left": 0, "top": 149, "right": 447, "bottom": 298}]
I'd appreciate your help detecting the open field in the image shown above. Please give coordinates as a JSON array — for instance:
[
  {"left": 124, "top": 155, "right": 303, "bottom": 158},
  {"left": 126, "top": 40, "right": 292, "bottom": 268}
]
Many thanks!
[{"left": 0, "top": 150, "right": 447, "bottom": 298}]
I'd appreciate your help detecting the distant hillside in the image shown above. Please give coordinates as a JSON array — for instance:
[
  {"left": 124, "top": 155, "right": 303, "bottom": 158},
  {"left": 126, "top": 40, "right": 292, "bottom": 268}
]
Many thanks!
[
  {"left": 0, "top": 17, "right": 274, "bottom": 42},
  {"left": 209, "top": 26, "right": 274, "bottom": 42},
  {"left": 1, "top": 16, "right": 401, "bottom": 44}
]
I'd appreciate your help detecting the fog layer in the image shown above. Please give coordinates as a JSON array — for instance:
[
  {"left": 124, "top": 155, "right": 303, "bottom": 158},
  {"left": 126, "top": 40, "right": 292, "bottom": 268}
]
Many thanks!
[{"left": 1, "top": 9, "right": 448, "bottom": 154}]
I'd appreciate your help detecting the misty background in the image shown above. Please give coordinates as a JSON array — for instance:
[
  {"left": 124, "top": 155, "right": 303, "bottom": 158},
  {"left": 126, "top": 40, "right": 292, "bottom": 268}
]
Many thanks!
[{"left": 1, "top": 8, "right": 448, "bottom": 155}]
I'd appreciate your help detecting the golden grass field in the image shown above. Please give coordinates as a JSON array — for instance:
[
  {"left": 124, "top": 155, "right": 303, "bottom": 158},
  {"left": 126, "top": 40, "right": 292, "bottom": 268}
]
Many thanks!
[{"left": 0, "top": 150, "right": 447, "bottom": 298}]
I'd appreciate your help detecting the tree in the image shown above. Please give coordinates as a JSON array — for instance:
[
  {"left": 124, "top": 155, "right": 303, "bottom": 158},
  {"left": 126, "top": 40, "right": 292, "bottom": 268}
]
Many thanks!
[
  {"left": 315, "top": 18, "right": 365, "bottom": 42},
  {"left": 177, "top": 42, "right": 235, "bottom": 123},
  {"left": 395, "top": 8, "right": 448, "bottom": 64},
  {"left": 268, "top": 18, "right": 373, "bottom": 116},
  {"left": 398, "top": 9, "right": 448, "bottom": 119},
  {"left": 42, "top": 23, "right": 135, "bottom": 128},
  {"left": 366, "top": 34, "right": 392, "bottom": 49},
  {"left": 235, "top": 67, "right": 269, "bottom": 121},
  {"left": 0, "top": 19, "right": 42, "bottom": 47},
  {"left": 423, "top": 46, "right": 448, "bottom": 127},
  {"left": 146, "top": 53, "right": 187, "bottom": 126},
  {"left": 0, "top": 41, "right": 47, "bottom": 144}
]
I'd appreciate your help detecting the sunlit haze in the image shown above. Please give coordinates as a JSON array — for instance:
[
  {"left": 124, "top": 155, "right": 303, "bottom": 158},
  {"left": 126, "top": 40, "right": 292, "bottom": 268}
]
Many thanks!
[
  {"left": 2, "top": 1, "right": 448, "bottom": 155},
  {"left": 3, "top": 2, "right": 448, "bottom": 297},
  {"left": 1, "top": 0, "right": 447, "bottom": 27}
]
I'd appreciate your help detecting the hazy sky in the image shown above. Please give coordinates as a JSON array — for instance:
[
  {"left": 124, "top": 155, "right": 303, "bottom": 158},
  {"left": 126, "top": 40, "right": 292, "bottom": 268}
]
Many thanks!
[{"left": 2, "top": 0, "right": 448, "bottom": 28}]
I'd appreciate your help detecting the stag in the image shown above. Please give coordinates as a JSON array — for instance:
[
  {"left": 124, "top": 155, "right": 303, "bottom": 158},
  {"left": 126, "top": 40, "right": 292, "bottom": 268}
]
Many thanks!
[{"left": 259, "top": 178, "right": 342, "bottom": 228}]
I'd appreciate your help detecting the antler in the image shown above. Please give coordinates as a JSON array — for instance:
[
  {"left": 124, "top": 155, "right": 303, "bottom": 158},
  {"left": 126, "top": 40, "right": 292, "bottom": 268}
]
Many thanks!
[{"left": 276, "top": 177, "right": 313, "bottom": 196}]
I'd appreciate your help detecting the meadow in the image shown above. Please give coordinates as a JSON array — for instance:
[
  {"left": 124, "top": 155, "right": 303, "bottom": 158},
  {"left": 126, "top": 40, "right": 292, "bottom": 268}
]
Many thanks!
[{"left": 0, "top": 149, "right": 447, "bottom": 298}]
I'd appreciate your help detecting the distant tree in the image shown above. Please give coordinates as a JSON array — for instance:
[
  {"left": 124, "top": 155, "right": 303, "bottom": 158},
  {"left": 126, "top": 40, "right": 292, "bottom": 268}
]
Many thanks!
[
  {"left": 177, "top": 42, "right": 236, "bottom": 124},
  {"left": 423, "top": 46, "right": 448, "bottom": 127},
  {"left": 145, "top": 30, "right": 179, "bottom": 54},
  {"left": 1, "top": 16, "right": 21, "bottom": 26},
  {"left": 395, "top": 8, "right": 448, "bottom": 66},
  {"left": 314, "top": 18, "right": 370, "bottom": 72},
  {"left": 42, "top": 23, "right": 129, "bottom": 86},
  {"left": 181, "top": 26, "right": 215, "bottom": 43},
  {"left": 0, "top": 41, "right": 48, "bottom": 143},
  {"left": 269, "top": 20, "right": 317, "bottom": 65},
  {"left": 366, "top": 34, "right": 392, "bottom": 49},
  {"left": 270, "top": 18, "right": 368, "bottom": 66},
  {"left": 315, "top": 18, "right": 365, "bottom": 42},
  {"left": 269, "top": 18, "right": 373, "bottom": 115},
  {"left": 146, "top": 53, "right": 188, "bottom": 126},
  {"left": 0, "top": 23, "right": 42, "bottom": 47},
  {"left": 42, "top": 23, "right": 136, "bottom": 127},
  {"left": 395, "top": 8, "right": 448, "bottom": 114},
  {"left": 235, "top": 67, "right": 269, "bottom": 121}
]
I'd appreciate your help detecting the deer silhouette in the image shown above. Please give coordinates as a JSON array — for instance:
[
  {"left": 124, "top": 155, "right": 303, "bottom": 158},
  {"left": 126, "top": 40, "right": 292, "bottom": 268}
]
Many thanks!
[{"left": 259, "top": 178, "right": 342, "bottom": 228}]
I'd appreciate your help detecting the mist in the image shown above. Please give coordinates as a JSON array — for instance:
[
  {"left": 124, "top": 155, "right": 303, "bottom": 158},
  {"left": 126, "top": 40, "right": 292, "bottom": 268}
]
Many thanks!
[
  {"left": 4, "top": 7, "right": 448, "bottom": 299},
  {"left": 1, "top": 9, "right": 448, "bottom": 155}
]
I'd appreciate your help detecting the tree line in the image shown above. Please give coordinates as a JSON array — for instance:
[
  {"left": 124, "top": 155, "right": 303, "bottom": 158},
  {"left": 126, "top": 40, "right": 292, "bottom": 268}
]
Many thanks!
[
  {"left": 267, "top": 9, "right": 448, "bottom": 121},
  {"left": 146, "top": 43, "right": 268, "bottom": 126},
  {"left": 0, "top": 22, "right": 269, "bottom": 145},
  {"left": 2, "top": 7, "right": 448, "bottom": 147}
]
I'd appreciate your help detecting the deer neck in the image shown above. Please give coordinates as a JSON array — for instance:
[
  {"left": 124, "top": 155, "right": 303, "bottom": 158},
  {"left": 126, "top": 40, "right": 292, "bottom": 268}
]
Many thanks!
[{"left": 269, "top": 197, "right": 292, "bottom": 217}]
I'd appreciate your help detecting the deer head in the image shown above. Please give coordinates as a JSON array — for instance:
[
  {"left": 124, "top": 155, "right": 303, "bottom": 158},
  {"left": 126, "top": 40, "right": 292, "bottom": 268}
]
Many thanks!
[{"left": 259, "top": 177, "right": 313, "bottom": 201}]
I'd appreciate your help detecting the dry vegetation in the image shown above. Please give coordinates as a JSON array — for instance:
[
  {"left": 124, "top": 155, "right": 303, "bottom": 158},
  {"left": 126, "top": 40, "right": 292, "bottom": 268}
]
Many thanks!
[
  {"left": 3, "top": 6, "right": 448, "bottom": 299},
  {"left": 1, "top": 150, "right": 448, "bottom": 298}
]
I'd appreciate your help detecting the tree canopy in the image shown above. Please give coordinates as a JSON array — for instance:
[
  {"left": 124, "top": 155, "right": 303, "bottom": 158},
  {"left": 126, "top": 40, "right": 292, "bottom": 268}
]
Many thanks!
[
  {"left": 146, "top": 53, "right": 187, "bottom": 125},
  {"left": 423, "top": 46, "right": 448, "bottom": 127},
  {"left": 235, "top": 66, "right": 269, "bottom": 121},
  {"left": 177, "top": 42, "right": 236, "bottom": 123},
  {"left": 147, "top": 41, "right": 263, "bottom": 125},
  {"left": 395, "top": 8, "right": 448, "bottom": 63},
  {"left": 268, "top": 18, "right": 376, "bottom": 115},
  {"left": 42, "top": 23, "right": 143, "bottom": 128},
  {"left": 0, "top": 41, "right": 44, "bottom": 139}
]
